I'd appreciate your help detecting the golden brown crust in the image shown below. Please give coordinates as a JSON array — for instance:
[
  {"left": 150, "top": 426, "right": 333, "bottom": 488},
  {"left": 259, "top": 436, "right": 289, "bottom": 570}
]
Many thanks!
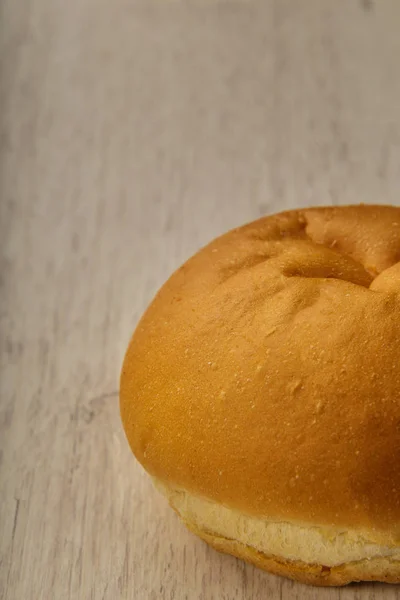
[
  {"left": 186, "top": 522, "right": 400, "bottom": 587},
  {"left": 120, "top": 205, "right": 400, "bottom": 544}
]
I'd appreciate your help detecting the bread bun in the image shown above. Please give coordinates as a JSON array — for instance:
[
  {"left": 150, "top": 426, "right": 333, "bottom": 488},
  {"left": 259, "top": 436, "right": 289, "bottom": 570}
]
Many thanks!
[{"left": 120, "top": 205, "right": 400, "bottom": 586}]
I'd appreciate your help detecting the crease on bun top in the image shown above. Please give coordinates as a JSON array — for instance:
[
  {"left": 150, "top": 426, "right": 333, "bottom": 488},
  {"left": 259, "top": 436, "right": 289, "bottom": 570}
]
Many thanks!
[{"left": 120, "top": 205, "right": 400, "bottom": 545}]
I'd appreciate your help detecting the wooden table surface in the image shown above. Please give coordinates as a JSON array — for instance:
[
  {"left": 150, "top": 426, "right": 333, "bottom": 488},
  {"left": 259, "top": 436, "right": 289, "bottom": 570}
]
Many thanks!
[{"left": 1, "top": 1, "right": 400, "bottom": 598}]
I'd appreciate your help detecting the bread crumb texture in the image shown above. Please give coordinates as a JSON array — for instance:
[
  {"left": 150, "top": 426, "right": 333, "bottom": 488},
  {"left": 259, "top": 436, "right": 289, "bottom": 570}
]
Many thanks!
[{"left": 156, "top": 479, "right": 400, "bottom": 586}]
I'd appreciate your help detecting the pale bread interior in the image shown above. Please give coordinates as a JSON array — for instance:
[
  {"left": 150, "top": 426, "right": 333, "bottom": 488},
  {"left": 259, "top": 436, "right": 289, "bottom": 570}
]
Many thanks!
[{"left": 154, "top": 479, "right": 400, "bottom": 568}]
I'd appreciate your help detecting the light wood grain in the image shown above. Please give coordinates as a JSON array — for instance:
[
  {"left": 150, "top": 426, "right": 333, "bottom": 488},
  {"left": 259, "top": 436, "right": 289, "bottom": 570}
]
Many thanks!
[{"left": 1, "top": 0, "right": 400, "bottom": 598}]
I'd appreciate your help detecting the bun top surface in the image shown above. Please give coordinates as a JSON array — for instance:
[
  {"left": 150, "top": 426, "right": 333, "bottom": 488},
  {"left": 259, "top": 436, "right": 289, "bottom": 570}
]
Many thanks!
[{"left": 120, "top": 205, "right": 400, "bottom": 541}]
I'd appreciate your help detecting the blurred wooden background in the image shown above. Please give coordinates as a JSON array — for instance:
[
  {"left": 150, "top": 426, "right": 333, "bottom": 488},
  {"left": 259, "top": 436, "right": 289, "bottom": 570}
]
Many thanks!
[{"left": 1, "top": 0, "right": 400, "bottom": 598}]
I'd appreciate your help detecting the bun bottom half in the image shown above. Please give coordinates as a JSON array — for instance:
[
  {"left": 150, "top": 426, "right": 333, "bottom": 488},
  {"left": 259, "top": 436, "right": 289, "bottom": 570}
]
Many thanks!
[
  {"left": 187, "top": 523, "right": 400, "bottom": 587},
  {"left": 154, "top": 479, "right": 400, "bottom": 587}
]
